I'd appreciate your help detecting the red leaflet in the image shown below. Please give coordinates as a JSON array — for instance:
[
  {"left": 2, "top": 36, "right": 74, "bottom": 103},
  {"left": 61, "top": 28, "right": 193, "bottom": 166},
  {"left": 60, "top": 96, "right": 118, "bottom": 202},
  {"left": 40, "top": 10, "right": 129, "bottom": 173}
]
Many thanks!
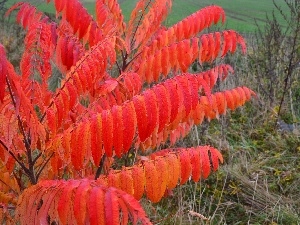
[
  {"left": 179, "top": 150, "right": 192, "bottom": 184},
  {"left": 155, "top": 157, "right": 168, "bottom": 200},
  {"left": 153, "top": 85, "right": 170, "bottom": 133},
  {"left": 214, "top": 32, "right": 221, "bottom": 59},
  {"left": 200, "top": 146, "right": 211, "bottom": 179},
  {"left": 152, "top": 50, "right": 161, "bottom": 81},
  {"left": 209, "top": 146, "right": 224, "bottom": 171},
  {"left": 166, "top": 154, "right": 180, "bottom": 190},
  {"left": 73, "top": 182, "right": 90, "bottom": 225},
  {"left": 215, "top": 92, "right": 226, "bottom": 115},
  {"left": 65, "top": 82, "right": 77, "bottom": 109},
  {"left": 120, "top": 169, "right": 134, "bottom": 196},
  {"left": 132, "top": 166, "right": 145, "bottom": 200},
  {"left": 71, "top": 123, "right": 82, "bottom": 170},
  {"left": 190, "top": 148, "right": 201, "bottom": 182},
  {"left": 144, "top": 161, "right": 160, "bottom": 203},
  {"left": 46, "top": 109, "right": 57, "bottom": 135},
  {"left": 176, "top": 76, "right": 192, "bottom": 117},
  {"left": 224, "top": 89, "right": 235, "bottom": 110},
  {"left": 54, "top": 97, "right": 64, "bottom": 127},
  {"left": 0, "top": 45, "right": 7, "bottom": 103},
  {"left": 89, "top": 187, "right": 105, "bottom": 225},
  {"left": 101, "top": 110, "right": 113, "bottom": 157},
  {"left": 112, "top": 106, "right": 123, "bottom": 157},
  {"left": 161, "top": 47, "right": 170, "bottom": 75},
  {"left": 163, "top": 80, "right": 179, "bottom": 123},
  {"left": 105, "top": 188, "right": 120, "bottom": 225},
  {"left": 133, "top": 95, "right": 148, "bottom": 142},
  {"left": 122, "top": 102, "right": 136, "bottom": 153},
  {"left": 57, "top": 180, "right": 79, "bottom": 224},
  {"left": 143, "top": 90, "right": 158, "bottom": 138}
]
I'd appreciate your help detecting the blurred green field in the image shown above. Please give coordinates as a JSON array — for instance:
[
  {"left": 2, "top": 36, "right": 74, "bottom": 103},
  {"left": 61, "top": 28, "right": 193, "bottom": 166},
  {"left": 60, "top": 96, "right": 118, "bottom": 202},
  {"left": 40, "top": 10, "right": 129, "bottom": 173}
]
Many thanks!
[{"left": 4, "top": 0, "right": 289, "bottom": 33}]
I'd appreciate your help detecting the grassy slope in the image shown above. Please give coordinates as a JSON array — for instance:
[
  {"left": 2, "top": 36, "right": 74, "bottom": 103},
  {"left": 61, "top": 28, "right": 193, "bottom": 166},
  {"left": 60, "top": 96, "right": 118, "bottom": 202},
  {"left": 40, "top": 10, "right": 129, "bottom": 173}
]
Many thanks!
[
  {"left": 120, "top": 0, "right": 288, "bottom": 33},
  {"left": 5, "top": 0, "right": 288, "bottom": 33}
]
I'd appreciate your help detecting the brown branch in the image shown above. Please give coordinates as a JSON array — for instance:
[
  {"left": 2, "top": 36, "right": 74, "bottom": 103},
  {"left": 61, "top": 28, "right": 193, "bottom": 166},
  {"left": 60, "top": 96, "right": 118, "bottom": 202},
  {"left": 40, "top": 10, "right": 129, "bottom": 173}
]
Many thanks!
[
  {"left": 277, "top": 17, "right": 300, "bottom": 122},
  {"left": 36, "top": 152, "right": 54, "bottom": 180},
  {"left": 0, "top": 139, "right": 30, "bottom": 176},
  {"left": 0, "top": 178, "right": 18, "bottom": 195},
  {"left": 3, "top": 79, "right": 37, "bottom": 184},
  {"left": 6, "top": 77, "right": 31, "bottom": 151},
  {"left": 123, "top": 51, "right": 142, "bottom": 71},
  {"left": 129, "top": 0, "right": 152, "bottom": 50},
  {"left": 32, "top": 151, "right": 42, "bottom": 165},
  {"left": 95, "top": 154, "right": 106, "bottom": 180}
]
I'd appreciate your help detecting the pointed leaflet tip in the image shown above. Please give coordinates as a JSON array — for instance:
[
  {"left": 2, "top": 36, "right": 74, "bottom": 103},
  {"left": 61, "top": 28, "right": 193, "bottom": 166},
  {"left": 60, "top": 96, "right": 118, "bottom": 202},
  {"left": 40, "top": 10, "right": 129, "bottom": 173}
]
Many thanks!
[{"left": 209, "top": 146, "right": 223, "bottom": 171}]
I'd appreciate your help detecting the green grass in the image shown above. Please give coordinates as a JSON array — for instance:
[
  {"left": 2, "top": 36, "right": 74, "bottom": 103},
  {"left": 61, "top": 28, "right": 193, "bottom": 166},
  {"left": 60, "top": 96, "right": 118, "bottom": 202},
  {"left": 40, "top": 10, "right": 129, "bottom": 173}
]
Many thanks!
[
  {"left": 4, "top": 0, "right": 289, "bottom": 33},
  {"left": 120, "top": 0, "right": 289, "bottom": 33}
]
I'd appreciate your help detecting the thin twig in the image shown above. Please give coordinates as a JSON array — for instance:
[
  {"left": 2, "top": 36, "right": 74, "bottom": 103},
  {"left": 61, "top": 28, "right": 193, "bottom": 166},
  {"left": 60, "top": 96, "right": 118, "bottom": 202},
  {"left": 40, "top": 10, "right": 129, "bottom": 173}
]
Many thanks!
[
  {"left": 6, "top": 77, "right": 31, "bottom": 151},
  {"left": 95, "top": 154, "right": 106, "bottom": 180},
  {"left": 0, "top": 179, "right": 18, "bottom": 195},
  {"left": 129, "top": 0, "right": 152, "bottom": 50},
  {"left": 32, "top": 151, "right": 42, "bottom": 165},
  {"left": 0, "top": 139, "right": 30, "bottom": 175},
  {"left": 36, "top": 152, "right": 55, "bottom": 180}
]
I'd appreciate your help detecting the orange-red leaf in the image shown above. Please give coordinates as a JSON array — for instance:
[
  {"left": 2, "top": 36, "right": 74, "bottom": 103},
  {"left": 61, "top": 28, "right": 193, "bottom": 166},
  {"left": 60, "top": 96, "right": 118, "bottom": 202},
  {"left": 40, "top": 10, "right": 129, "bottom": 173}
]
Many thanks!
[
  {"left": 73, "top": 181, "right": 90, "bottom": 225},
  {"left": 143, "top": 90, "right": 158, "bottom": 138},
  {"left": 155, "top": 157, "right": 168, "bottom": 200},
  {"left": 199, "top": 146, "right": 211, "bottom": 179},
  {"left": 179, "top": 150, "right": 192, "bottom": 184},
  {"left": 57, "top": 180, "right": 79, "bottom": 224},
  {"left": 122, "top": 102, "right": 136, "bottom": 153},
  {"left": 165, "top": 154, "right": 180, "bottom": 189},
  {"left": 132, "top": 165, "right": 145, "bottom": 200},
  {"left": 120, "top": 169, "right": 134, "bottom": 196},
  {"left": 90, "top": 114, "right": 103, "bottom": 165},
  {"left": 144, "top": 161, "right": 160, "bottom": 203},
  {"left": 163, "top": 80, "right": 180, "bottom": 124},
  {"left": 133, "top": 95, "right": 148, "bottom": 142},
  {"left": 89, "top": 186, "right": 105, "bottom": 225},
  {"left": 105, "top": 188, "right": 120, "bottom": 225},
  {"left": 112, "top": 106, "right": 123, "bottom": 158},
  {"left": 209, "top": 146, "right": 224, "bottom": 171},
  {"left": 190, "top": 148, "right": 201, "bottom": 182},
  {"left": 153, "top": 85, "right": 170, "bottom": 133},
  {"left": 101, "top": 110, "right": 113, "bottom": 157}
]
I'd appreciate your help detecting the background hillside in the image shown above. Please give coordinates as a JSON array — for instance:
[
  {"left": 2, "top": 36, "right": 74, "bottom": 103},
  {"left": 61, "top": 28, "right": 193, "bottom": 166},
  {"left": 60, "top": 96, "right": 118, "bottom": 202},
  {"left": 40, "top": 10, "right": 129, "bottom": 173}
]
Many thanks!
[{"left": 4, "top": 0, "right": 289, "bottom": 33}]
